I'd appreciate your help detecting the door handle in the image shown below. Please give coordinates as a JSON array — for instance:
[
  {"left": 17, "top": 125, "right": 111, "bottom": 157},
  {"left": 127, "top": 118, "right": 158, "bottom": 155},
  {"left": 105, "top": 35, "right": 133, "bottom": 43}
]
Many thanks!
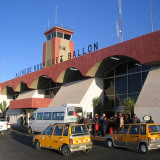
[{"left": 59, "top": 137, "right": 62, "bottom": 141}]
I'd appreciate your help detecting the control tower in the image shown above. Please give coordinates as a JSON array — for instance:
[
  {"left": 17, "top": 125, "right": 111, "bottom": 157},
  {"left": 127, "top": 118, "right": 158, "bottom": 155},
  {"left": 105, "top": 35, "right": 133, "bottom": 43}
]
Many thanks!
[{"left": 43, "top": 26, "right": 74, "bottom": 67}]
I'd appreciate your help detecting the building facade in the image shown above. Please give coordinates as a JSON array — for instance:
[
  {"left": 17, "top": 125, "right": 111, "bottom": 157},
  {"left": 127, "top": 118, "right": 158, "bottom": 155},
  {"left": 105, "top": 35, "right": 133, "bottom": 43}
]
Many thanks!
[{"left": 0, "top": 26, "right": 160, "bottom": 125}]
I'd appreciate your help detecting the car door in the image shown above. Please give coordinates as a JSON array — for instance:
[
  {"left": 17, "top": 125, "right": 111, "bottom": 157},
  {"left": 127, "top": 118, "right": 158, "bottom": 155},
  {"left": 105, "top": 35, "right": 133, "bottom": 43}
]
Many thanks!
[
  {"left": 52, "top": 125, "right": 64, "bottom": 149},
  {"left": 126, "top": 125, "right": 140, "bottom": 149},
  {"left": 114, "top": 125, "right": 129, "bottom": 147},
  {"left": 40, "top": 126, "right": 55, "bottom": 148}
]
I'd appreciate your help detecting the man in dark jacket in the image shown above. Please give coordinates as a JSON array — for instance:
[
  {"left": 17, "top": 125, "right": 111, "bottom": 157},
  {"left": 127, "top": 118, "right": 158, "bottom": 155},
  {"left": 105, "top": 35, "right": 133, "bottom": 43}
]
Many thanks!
[
  {"left": 103, "top": 117, "right": 109, "bottom": 136},
  {"left": 132, "top": 114, "right": 140, "bottom": 123},
  {"left": 146, "top": 116, "right": 154, "bottom": 123}
]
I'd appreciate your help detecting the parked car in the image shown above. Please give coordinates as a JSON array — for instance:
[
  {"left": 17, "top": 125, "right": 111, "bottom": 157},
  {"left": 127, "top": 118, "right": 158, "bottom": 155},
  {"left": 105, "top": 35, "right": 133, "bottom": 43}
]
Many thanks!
[
  {"left": 105, "top": 123, "right": 160, "bottom": 153},
  {"left": 33, "top": 123, "right": 92, "bottom": 156},
  {"left": 0, "top": 119, "right": 10, "bottom": 134}
]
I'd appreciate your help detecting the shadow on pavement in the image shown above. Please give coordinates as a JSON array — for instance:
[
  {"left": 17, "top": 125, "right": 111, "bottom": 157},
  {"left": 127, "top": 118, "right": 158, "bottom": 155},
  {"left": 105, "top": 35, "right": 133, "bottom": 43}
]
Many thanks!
[{"left": 10, "top": 131, "right": 33, "bottom": 149}]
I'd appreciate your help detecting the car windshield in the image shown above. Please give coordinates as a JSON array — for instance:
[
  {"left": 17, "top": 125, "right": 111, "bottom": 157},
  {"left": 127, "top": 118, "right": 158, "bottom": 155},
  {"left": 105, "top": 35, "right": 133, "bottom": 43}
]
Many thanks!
[
  {"left": 148, "top": 125, "right": 160, "bottom": 133},
  {"left": 71, "top": 125, "right": 88, "bottom": 134}
]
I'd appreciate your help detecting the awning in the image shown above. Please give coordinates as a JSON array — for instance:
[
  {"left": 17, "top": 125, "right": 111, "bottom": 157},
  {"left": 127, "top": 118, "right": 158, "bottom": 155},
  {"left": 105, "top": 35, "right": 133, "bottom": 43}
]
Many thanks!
[{"left": 10, "top": 98, "right": 52, "bottom": 109}]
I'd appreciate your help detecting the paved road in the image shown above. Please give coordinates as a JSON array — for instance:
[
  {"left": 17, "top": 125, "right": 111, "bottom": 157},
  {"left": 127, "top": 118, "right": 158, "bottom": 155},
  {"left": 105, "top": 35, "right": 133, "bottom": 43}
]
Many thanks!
[{"left": 0, "top": 129, "right": 160, "bottom": 160}]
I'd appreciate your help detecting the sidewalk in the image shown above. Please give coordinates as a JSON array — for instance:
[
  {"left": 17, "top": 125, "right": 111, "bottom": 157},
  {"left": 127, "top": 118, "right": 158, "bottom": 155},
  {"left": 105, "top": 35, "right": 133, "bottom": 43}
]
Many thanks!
[{"left": 11, "top": 125, "right": 28, "bottom": 134}]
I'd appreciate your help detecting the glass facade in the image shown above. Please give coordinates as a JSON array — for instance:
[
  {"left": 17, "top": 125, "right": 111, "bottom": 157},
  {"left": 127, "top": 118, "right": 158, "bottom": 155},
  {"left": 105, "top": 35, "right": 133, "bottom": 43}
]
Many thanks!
[{"left": 103, "top": 60, "right": 150, "bottom": 112}]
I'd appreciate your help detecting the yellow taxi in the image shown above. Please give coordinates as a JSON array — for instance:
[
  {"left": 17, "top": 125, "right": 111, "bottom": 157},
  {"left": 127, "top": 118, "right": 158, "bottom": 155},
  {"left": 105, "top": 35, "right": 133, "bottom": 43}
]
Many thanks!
[
  {"left": 33, "top": 123, "right": 92, "bottom": 156},
  {"left": 105, "top": 123, "right": 160, "bottom": 153}
]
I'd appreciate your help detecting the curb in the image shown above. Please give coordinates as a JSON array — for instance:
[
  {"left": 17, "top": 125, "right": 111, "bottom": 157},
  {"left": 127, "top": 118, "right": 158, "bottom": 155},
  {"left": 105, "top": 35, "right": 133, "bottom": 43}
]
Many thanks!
[{"left": 91, "top": 136, "right": 105, "bottom": 141}]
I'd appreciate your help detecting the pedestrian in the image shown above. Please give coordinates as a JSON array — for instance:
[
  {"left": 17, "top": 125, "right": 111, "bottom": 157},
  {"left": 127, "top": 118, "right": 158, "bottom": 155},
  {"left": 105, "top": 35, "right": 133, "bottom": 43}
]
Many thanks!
[
  {"left": 132, "top": 114, "right": 140, "bottom": 123},
  {"left": 102, "top": 117, "right": 109, "bottom": 136},
  {"left": 113, "top": 113, "right": 119, "bottom": 131},
  {"left": 20, "top": 115, "right": 24, "bottom": 127},
  {"left": 83, "top": 115, "right": 91, "bottom": 129},
  {"left": 119, "top": 113, "right": 124, "bottom": 128},
  {"left": 124, "top": 114, "right": 130, "bottom": 124},
  {"left": 146, "top": 116, "right": 154, "bottom": 123},
  {"left": 92, "top": 115, "right": 100, "bottom": 136},
  {"left": 100, "top": 113, "right": 106, "bottom": 136},
  {"left": 7, "top": 115, "right": 10, "bottom": 123}
]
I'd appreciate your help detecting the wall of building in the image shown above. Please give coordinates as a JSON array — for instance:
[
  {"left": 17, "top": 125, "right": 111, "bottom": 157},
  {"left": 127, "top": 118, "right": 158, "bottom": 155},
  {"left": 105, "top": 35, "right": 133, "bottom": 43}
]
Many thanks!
[
  {"left": 135, "top": 65, "right": 160, "bottom": 123},
  {"left": 48, "top": 78, "right": 103, "bottom": 116}
]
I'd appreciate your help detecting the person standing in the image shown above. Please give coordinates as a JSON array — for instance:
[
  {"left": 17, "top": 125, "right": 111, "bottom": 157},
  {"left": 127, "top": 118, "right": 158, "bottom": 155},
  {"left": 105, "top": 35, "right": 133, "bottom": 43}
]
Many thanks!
[
  {"left": 20, "top": 115, "right": 24, "bottom": 127},
  {"left": 102, "top": 117, "right": 109, "bottom": 136},
  {"left": 92, "top": 115, "right": 100, "bottom": 136},
  {"left": 132, "top": 114, "right": 140, "bottom": 123},
  {"left": 119, "top": 113, "right": 124, "bottom": 128},
  {"left": 83, "top": 115, "right": 91, "bottom": 129},
  {"left": 124, "top": 114, "right": 130, "bottom": 124},
  {"left": 146, "top": 116, "right": 154, "bottom": 123}
]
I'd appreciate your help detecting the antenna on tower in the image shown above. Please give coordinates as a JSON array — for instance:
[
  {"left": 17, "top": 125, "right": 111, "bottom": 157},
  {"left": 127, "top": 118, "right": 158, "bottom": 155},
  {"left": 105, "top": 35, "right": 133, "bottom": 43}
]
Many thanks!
[
  {"left": 116, "top": 21, "right": 120, "bottom": 43},
  {"left": 118, "top": 0, "right": 123, "bottom": 42},
  {"left": 55, "top": 5, "right": 57, "bottom": 26},
  {"left": 48, "top": 19, "right": 50, "bottom": 29},
  {"left": 149, "top": 0, "right": 154, "bottom": 32}
]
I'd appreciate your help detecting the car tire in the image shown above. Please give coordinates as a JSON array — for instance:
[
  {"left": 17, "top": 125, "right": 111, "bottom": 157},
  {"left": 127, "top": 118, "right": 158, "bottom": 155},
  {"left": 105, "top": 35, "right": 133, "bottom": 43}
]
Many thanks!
[
  {"left": 139, "top": 143, "right": 148, "bottom": 153},
  {"left": 34, "top": 140, "right": 41, "bottom": 150},
  {"left": 106, "top": 139, "right": 113, "bottom": 148},
  {"left": 84, "top": 149, "right": 92, "bottom": 153},
  {"left": 61, "top": 145, "right": 71, "bottom": 157}
]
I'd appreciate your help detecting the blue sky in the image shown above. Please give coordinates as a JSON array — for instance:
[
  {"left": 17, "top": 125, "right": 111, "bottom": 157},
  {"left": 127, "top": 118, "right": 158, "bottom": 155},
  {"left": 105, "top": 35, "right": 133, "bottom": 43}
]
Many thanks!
[{"left": 0, "top": 0, "right": 160, "bottom": 82}]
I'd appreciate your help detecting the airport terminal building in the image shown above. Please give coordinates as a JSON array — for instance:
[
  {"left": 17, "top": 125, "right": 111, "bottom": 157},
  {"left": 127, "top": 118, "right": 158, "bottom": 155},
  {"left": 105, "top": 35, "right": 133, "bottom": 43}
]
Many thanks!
[{"left": 0, "top": 26, "right": 160, "bottom": 125}]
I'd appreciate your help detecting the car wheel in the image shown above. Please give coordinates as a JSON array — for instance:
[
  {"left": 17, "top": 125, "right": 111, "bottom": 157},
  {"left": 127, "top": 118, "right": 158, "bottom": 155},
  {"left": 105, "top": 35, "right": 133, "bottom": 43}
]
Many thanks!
[
  {"left": 34, "top": 140, "right": 41, "bottom": 150},
  {"left": 139, "top": 143, "right": 148, "bottom": 153},
  {"left": 61, "top": 145, "right": 71, "bottom": 157},
  {"left": 84, "top": 149, "right": 92, "bottom": 153},
  {"left": 28, "top": 127, "right": 32, "bottom": 134},
  {"left": 106, "top": 139, "right": 113, "bottom": 148}
]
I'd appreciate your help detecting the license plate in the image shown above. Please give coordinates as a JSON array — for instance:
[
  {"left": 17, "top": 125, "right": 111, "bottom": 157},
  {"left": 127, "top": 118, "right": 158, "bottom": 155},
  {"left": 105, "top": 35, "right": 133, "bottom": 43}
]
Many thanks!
[{"left": 80, "top": 145, "right": 85, "bottom": 149}]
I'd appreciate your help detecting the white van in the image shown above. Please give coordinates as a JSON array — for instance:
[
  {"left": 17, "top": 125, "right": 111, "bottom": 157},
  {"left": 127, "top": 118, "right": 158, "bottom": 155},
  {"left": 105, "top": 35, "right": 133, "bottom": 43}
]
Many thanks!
[{"left": 28, "top": 104, "right": 93, "bottom": 133}]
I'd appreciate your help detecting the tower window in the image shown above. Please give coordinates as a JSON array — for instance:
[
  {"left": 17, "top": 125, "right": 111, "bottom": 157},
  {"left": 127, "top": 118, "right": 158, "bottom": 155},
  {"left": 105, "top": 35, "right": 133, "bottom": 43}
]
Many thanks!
[
  {"left": 64, "top": 34, "right": 71, "bottom": 40},
  {"left": 57, "top": 32, "right": 63, "bottom": 38},
  {"left": 47, "top": 34, "right": 52, "bottom": 40},
  {"left": 52, "top": 32, "right": 56, "bottom": 38}
]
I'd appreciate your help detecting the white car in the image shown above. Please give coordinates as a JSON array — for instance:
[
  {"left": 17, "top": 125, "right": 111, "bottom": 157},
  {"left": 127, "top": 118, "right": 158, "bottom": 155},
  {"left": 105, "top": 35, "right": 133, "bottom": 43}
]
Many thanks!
[{"left": 0, "top": 119, "right": 10, "bottom": 134}]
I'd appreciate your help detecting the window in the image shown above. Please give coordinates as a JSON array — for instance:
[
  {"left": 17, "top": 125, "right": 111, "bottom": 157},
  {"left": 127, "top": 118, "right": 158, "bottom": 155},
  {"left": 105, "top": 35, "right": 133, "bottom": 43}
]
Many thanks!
[
  {"left": 52, "top": 32, "right": 56, "bottom": 38},
  {"left": 128, "top": 61, "right": 141, "bottom": 74},
  {"left": 47, "top": 34, "right": 51, "bottom": 40},
  {"left": 36, "top": 112, "right": 43, "bottom": 120},
  {"left": 64, "top": 34, "right": 71, "bottom": 40},
  {"left": 63, "top": 126, "right": 68, "bottom": 136},
  {"left": 129, "top": 125, "right": 139, "bottom": 134},
  {"left": 71, "top": 125, "right": 88, "bottom": 134},
  {"left": 115, "top": 75, "right": 127, "bottom": 94},
  {"left": 52, "top": 112, "right": 64, "bottom": 120},
  {"left": 44, "top": 126, "right": 54, "bottom": 135},
  {"left": 43, "top": 112, "right": 51, "bottom": 120},
  {"left": 128, "top": 73, "right": 142, "bottom": 93},
  {"left": 117, "top": 125, "right": 129, "bottom": 134},
  {"left": 104, "top": 78, "right": 114, "bottom": 96},
  {"left": 141, "top": 125, "right": 146, "bottom": 135},
  {"left": 54, "top": 126, "right": 63, "bottom": 136},
  {"left": 30, "top": 113, "right": 36, "bottom": 120},
  {"left": 148, "top": 125, "right": 160, "bottom": 133},
  {"left": 115, "top": 63, "right": 127, "bottom": 76},
  {"left": 57, "top": 32, "right": 63, "bottom": 38}
]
